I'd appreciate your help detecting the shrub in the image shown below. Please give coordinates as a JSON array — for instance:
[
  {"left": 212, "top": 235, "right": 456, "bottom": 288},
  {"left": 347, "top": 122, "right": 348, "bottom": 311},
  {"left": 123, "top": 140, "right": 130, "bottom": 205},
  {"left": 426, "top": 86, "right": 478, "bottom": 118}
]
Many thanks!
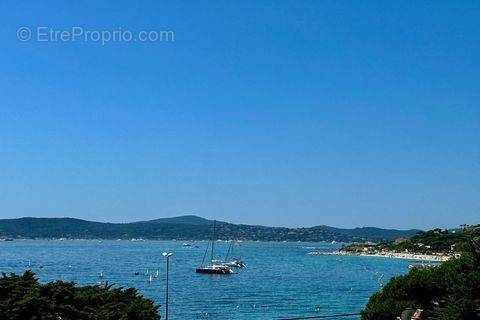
[
  {"left": 0, "top": 271, "right": 161, "bottom": 320},
  {"left": 361, "top": 243, "right": 480, "bottom": 320}
]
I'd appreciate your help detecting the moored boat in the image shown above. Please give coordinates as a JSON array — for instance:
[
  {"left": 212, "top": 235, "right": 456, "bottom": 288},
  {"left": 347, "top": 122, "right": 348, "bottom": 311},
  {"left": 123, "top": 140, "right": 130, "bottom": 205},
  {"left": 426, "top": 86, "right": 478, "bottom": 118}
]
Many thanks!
[
  {"left": 224, "top": 259, "right": 246, "bottom": 268},
  {"left": 196, "top": 220, "right": 235, "bottom": 275},
  {"left": 223, "top": 241, "right": 246, "bottom": 268},
  {"left": 196, "top": 264, "right": 235, "bottom": 274}
]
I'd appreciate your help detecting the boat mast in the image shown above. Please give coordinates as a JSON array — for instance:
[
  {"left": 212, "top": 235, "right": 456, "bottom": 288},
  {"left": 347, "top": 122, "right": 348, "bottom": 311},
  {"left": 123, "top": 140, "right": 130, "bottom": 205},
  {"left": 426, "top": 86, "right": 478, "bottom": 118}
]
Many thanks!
[
  {"left": 211, "top": 220, "right": 216, "bottom": 263},
  {"left": 224, "top": 241, "right": 233, "bottom": 261}
]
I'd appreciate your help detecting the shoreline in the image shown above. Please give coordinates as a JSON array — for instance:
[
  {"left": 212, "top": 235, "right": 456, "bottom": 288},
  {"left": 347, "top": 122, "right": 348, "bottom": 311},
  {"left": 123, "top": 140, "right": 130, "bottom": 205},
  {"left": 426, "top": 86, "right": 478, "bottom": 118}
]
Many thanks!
[
  {"left": 308, "top": 250, "right": 454, "bottom": 262},
  {"left": 0, "top": 238, "right": 349, "bottom": 244}
]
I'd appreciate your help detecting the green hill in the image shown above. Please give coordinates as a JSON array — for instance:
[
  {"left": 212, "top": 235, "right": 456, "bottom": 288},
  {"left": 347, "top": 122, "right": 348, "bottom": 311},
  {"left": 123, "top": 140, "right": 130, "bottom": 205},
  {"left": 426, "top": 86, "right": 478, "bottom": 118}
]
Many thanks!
[
  {"left": 0, "top": 216, "right": 419, "bottom": 242},
  {"left": 341, "top": 225, "right": 480, "bottom": 255},
  {"left": 382, "top": 226, "right": 480, "bottom": 253}
]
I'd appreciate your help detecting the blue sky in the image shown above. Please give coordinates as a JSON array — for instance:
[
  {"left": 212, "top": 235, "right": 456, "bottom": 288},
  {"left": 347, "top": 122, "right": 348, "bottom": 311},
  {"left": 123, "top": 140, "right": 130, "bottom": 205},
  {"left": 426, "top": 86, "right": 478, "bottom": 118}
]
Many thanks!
[{"left": 0, "top": 1, "right": 479, "bottom": 229}]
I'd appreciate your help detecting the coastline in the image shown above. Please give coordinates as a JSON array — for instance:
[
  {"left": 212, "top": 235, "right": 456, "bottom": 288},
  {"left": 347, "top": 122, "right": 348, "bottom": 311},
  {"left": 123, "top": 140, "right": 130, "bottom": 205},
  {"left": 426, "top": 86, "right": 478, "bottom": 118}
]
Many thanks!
[{"left": 308, "top": 250, "right": 455, "bottom": 262}]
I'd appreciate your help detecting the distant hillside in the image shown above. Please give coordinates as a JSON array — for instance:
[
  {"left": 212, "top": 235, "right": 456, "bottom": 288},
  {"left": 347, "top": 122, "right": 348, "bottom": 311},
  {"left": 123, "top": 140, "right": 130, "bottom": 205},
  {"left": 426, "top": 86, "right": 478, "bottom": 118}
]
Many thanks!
[
  {"left": 340, "top": 225, "right": 480, "bottom": 255},
  {"left": 0, "top": 216, "right": 420, "bottom": 242},
  {"left": 381, "top": 225, "right": 480, "bottom": 253},
  {"left": 314, "top": 225, "right": 421, "bottom": 240},
  {"left": 145, "top": 215, "right": 215, "bottom": 225}
]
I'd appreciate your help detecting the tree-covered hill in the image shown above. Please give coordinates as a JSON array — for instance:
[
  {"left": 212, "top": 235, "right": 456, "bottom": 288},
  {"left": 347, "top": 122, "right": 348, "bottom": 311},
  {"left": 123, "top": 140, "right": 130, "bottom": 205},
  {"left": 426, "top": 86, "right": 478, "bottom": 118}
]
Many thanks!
[
  {"left": 371, "top": 225, "right": 480, "bottom": 254},
  {"left": 0, "top": 216, "right": 419, "bottom": 242}
]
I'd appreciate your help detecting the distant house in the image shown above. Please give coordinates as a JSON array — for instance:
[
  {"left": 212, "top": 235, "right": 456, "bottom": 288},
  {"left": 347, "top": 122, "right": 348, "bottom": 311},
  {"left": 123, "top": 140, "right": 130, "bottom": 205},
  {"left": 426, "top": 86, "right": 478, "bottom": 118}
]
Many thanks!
[
  {"left": 464, "top": 224, "right": 480, "bottom": 232},
  {"left": 394, "top": 237, "right": 409, "bottom": 244},
  {"left": 397, "top": 308, "right": 423, "bottom": 320}
]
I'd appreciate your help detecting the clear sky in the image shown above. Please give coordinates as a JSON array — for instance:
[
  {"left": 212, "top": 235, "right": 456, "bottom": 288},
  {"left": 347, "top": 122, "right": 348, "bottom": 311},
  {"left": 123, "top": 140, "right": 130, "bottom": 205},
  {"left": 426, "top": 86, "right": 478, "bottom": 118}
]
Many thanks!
[{"left": 0, "top": 1, "right": 479, "bottom": 229}]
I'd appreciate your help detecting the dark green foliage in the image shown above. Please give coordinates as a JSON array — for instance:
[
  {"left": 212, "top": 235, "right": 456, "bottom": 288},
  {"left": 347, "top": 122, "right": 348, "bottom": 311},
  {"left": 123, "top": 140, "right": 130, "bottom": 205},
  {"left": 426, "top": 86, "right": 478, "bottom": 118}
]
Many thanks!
[
  {"left": 361, "top": 243, "right": 480, "bottom": 320},
  {"left": 0, "top": 216, "right": 419, "bottom": 242},
  {"left": 0, "top": 271, "right": 160, "bottom": 320}
]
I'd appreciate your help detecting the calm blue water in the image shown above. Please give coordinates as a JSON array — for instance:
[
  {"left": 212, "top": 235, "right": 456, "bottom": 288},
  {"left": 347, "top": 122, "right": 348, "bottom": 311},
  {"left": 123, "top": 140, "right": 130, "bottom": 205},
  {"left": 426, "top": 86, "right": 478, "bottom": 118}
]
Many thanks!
[{"left": 0, "top": 240, "right": 410, "bottom": 319}]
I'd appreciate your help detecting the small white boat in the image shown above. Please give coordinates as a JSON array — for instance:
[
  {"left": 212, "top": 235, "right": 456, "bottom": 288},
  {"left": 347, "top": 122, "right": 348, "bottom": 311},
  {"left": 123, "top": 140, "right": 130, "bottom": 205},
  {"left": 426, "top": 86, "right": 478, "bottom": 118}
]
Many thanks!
[
  {"left": 224, "top": 259, "right": 246, "bottom": 268},
  {"left": 223, "top": 241, "right": 246, "bottom": 268}
]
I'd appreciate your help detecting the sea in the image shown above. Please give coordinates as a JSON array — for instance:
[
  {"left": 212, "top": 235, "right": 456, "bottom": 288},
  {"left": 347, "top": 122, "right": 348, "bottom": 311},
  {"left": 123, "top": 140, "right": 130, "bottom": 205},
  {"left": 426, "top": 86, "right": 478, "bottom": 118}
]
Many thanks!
[{"left": 0, "top": 240, "right": 412, "bottom": 319}]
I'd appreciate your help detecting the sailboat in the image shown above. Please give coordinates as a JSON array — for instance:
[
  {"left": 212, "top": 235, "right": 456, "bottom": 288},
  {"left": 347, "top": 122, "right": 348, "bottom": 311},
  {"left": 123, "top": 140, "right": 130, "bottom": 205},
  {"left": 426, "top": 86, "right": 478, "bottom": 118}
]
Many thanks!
[
  {"left": 223, "top": 241, "right": 246, "bottom": 268},
  {"left": 196, "top": 220, "right": 235, "bottom": 274}
]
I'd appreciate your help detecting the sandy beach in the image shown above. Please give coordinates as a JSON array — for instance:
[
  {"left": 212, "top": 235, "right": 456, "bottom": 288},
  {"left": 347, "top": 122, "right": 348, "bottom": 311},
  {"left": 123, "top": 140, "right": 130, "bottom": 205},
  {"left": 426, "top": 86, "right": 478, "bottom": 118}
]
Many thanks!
[{"left": 308, "top": 250, "right": 454, "bottom": 262}]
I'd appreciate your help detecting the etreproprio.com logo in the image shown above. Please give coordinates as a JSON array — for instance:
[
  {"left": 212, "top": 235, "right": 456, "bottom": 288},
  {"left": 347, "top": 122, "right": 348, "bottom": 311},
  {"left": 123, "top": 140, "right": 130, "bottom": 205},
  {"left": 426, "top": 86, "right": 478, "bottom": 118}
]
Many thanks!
[{"left": 17, "top": 26, "right": 175, "bottom": 45}]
